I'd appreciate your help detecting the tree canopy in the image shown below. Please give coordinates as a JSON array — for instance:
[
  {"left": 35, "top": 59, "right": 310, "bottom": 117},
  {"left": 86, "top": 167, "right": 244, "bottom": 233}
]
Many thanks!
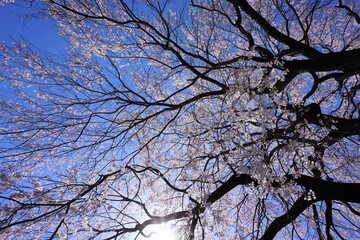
[{"left": 0, "top": 0, "right": 360, "bottom": 239}]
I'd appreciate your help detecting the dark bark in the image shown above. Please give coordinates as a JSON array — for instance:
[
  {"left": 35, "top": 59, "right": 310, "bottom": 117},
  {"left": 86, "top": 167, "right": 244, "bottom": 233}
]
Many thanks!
[
  {"left": 208, "top": 173, "right": 360, "bottom": 204},
  {"left": 229, "top": 0, "right": 322, "bottom": 61},
  {"left": 207, "top": 173, "right": 360, "bottom": 239},
  {"left": 260, "top": 196, "right": 315, "bottom": 240}
]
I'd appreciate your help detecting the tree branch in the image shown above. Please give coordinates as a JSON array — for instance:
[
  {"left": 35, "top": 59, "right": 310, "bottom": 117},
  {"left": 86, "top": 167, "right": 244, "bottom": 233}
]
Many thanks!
[{"left": 260, "top": 196, "right": 315, "bottom": 240}]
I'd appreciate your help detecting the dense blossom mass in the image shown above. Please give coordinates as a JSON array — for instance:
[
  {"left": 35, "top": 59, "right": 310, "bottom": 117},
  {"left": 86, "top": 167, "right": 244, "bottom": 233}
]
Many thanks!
[{"left": 0, "top": 0, "right": 360, "bottom": 239}]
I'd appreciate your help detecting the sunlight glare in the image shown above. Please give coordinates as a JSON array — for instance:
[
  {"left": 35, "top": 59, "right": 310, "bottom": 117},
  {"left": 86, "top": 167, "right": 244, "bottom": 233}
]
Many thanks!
[{"left": 149, "top": 225, "right": 177, "bottom": 240}]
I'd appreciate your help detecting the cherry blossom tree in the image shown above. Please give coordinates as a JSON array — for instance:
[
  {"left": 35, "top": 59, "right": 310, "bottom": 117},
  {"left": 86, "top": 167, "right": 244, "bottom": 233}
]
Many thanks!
[{"left": 0, "top": 0, "right": 360, "bottom": 239}]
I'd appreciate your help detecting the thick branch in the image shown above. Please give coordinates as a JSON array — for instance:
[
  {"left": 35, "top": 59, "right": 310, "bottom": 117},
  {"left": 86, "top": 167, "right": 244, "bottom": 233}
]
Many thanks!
[
  {"left": 289, "top": 175, "right": 360, "bottom": 203},
  {"left": 206, "top": 174, "right": 253, "bottom": 204},
  {"left": 212, "top": 174, "right": 360, "bottom": 239},
  {"left": 337, "top": 0, "right": 360, "bottom": 24},
  {"left": 298, "top": 103, "right": 360, "bottom": 141},
  {"left": 208, "top": 173, "right": 360, "bottom": 204},
  {"left": 229, "top": 0, "right": 322, "bottom": 61},
  {"left": 260, "top": 196, "right": 315, "bottom": 240}
]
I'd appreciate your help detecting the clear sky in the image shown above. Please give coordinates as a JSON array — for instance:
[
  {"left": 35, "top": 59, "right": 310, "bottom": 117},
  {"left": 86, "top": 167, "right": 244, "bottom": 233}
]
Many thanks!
[
  {"left": 0, "top": 3, "right": 68, "bottom": 105},
  {"left": 0, "top": 3, "right": 67, "bottom": 52}
]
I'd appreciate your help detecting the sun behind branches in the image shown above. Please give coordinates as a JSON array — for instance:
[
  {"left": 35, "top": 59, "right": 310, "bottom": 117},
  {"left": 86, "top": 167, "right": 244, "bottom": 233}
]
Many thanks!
[{"left": 149, "top": 224, "right": 177, "bottom": 240}]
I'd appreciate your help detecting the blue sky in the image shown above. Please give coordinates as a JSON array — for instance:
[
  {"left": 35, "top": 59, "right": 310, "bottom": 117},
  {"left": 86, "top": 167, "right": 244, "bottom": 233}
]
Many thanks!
[{"left": 0, "top": 3, "right": 67, "bottom": 52}]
